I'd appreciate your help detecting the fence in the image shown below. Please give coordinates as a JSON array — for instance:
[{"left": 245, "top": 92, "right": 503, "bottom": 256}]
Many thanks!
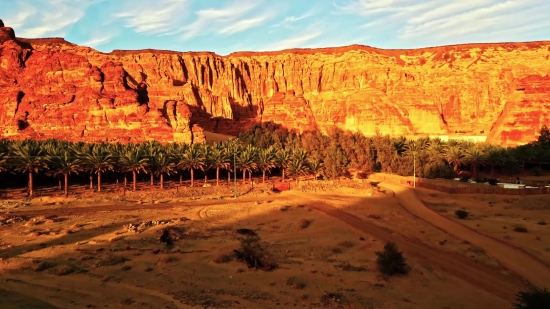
[{"left": 370, "top": 173, "right": 550, "bottom": 195}]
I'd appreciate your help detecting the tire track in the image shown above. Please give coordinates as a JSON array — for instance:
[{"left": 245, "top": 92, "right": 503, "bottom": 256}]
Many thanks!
[
  {"left": 379, "top": 182, "right": 550, "bottom": 289},
  {"left": 290, "top": 192, "right": 527, "bottom": 302}
]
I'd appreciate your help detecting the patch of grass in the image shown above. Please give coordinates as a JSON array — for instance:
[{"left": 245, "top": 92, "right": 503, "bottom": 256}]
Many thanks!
[
  {"left": 367, "top": 214, "right": 381, "bottom": 219},
  {"left": 337, "top": 241, "right": 354, "bottom": 248},
  {"left": 121, "top": 298, "right": 135, "bottom": 305},
  {"left": 514, "top": 226, "right": 529, "bottom": 233},
  {"left": 34, "top": 261, "right": 56, "bottom": 272},
  {"left": 537, "top": 220, "right": 548, "bottom": 226},
  {"left": 455, "top": 210, "right": 469, "bottom": 219},
  {"left": 299, "top": 219, "right": 311, "bottom": 229},
  {"left": 121, "top": 265, "right": 132, "bottom": 271},
  {"left": 335, "top": 262, "right": 367, "bottom": 272},
  {"left": 375, "top": 242, "right": 409, "bottom": 276},
  {"left": 280, "top": 206, "right": 292, "bottom": 212},
  {"left": 145, "top": 267, "right": 153, "bottom": 272},
  {"left": 97, "top": 255, "right": 128, "bottom": 267},
  {"left": 286, "top": 276, "right": 307, "bottom": 289},
  {"left": 213, "top": 253, "right": 233, "bottom": 264}
]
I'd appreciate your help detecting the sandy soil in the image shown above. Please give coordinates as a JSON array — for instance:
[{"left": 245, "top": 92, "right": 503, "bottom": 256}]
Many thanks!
[
  {"left": 416, "top": 188, "right": 550, "bottom": 268},
  {"left": 0, "top": 183, "right": 539, "bottom": 308}
]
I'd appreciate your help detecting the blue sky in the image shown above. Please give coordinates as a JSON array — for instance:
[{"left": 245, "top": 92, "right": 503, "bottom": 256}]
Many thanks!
[{"left": 1, "top": 0, "right": 549, "bottom": 55}]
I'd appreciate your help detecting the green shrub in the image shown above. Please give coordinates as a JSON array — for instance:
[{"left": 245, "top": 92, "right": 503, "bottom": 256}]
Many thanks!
[
  {"left": 375, "top": 242, "right": 409, "bottom": 276},
  {"left": 455, "top": 210, "right": 469, "bottom": 219}
]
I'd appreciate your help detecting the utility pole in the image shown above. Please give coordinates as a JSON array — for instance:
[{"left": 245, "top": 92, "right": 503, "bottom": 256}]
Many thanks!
[
  {"left": 233, "top": 152, "right": 237, "bottom": 198},
  {"left": 413, "top": 152, "right": 416, "bottom": 188}
]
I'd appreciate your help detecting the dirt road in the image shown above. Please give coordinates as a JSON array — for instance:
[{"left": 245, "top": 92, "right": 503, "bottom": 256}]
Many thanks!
[
  {"left": 290, "top": 192, "right": 527, "bottom": 302},
  {"left": 0, "top": 195, "right": 291, "bottom": 218},
  {"left": 379, "top": 182, "right": 550, "bottom": 288}
]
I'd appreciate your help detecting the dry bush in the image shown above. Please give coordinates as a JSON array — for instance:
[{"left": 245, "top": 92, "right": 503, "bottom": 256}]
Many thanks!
[
  {"left": 335, "top": 262, "right": 367, "bottom": 272},
  {"left": 468, "top": 246, "right": 485, "bottom": 254},
  {"left": 48, "top": 265, "right": 86, "bottom": 276},
  {"left": 234, "top": 235, "right": 277, "bottom": 271},
  {"left": 299, "top": 219, "right": 311, "bottom": 229},
  {"left": 537, "top": 220, "right": 548, "bottom": 226},
  {"left": 213, "top": 253, "right": 233, "bottom": 264},
  {"left": 514, "top": 226, "right": 529, "bottom": 233},
  {"left": 331, "top": 247, "right": 343, "bottom": 254},
  {"left": 455, "top": 210, "right": 469, "bottom": 219},
  {"left": 236, "top": 228, "right": 257, "bottom": 236},
  {"left": 97, "top": 255, "right": 128, "bottom": 267},
  {"left": 337, "top": 241, "right": 354, "bottom": 248},
  {"left": 367, "top": 214, "right": 381, "bottom": 219},
  {"left": 286, "top": 276, "right": 307, "bottom": 289},
  {"left": 34, "top": 261, "right": 56, "bottom": 272},
  {"left": 375, "top": 242, "right": 409, "bottom": 276},
  {"left": 320, "top": 292, "right": 346, "bottom": 307}
]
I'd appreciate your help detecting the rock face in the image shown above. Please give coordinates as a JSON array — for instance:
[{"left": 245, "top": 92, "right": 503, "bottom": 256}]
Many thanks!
[{"left": 1, "top": 19, "right": 549, "bottom": 145}]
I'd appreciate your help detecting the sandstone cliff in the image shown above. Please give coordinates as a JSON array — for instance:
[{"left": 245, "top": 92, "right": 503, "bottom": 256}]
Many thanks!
[{"left": 1, "top": 19, "right": 549, "bottom": 145}]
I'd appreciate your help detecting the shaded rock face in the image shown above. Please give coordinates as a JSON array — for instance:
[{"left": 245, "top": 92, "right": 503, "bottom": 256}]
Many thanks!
[{"left": 1, "top": 20, "right": 550, "bottom": 145}]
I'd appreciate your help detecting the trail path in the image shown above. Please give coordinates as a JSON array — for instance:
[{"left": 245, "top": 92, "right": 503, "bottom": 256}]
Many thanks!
[
  {"left": 379, "top": 182, "right": 550, "bottom": 288},
  {"left": 289, "top": 191, "right": 527, "bottom": 302}
]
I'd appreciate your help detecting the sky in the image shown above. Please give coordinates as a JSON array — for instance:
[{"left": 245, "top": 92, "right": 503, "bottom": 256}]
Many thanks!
[{"left": 1, "top": 0, "right": 549, "bottom": 55}]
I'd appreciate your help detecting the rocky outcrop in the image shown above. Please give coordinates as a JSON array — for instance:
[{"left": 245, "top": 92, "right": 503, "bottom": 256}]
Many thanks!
[{"left": 1, "top": 19, "right": 550, "bottom": 145}]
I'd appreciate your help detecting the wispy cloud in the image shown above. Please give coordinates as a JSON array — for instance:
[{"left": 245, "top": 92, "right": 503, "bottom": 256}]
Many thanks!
[
  {"left": 116, "top": 0, "right": 190, "bottom": 35},
  {"left": 179, "top": 0, "right": 278, "bottom": 39},
  {"left": 0, "top": 0, "right": 100, "bottom": 37},
  {"left": 272, "top": 7, "right": 318, "bottom": 27},
  {"left": 264, "top": 23, "right": 325, "bottom": 51},
  {"left": 336, "top": 0, "right": 550, "bottom": 45},
  {"left": 81, "top": 33, "right": 113, "bottom": 48}
]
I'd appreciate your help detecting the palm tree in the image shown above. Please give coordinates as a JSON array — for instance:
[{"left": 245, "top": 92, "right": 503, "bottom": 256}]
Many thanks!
[
  {"left": 8, "top": 140, "right": 49, "bottom": 197},
  {"left": 144, "top": 141, "right": 162, "bottom": 186},
  {"left": 200, "top": 143, "right": 212, "bottom": 184},
  {"left": 444, "top": 145, "right": 465, "bottom": 172},
  {"left": 47, "top": 148, "right": 82, "bottom": 197},
  {"left": 256, "top": 146, "right": 277, "bottom": 183},
  {"left": 236, "top": 145, "right": 257, "bottom": 184},
  {"left": 209, "top": 143, "right": 230, "bottom": 186},
  {"left": 178, "top": 144, "right": 205, "bottom": 187},
  {"left": 464, "top": 145, "right": 486, "bottom": 178},
  {"left": 512, "top": 144, "right": 535, "bottom": 171},
  {"left": 0, "top": 141, "right": 8, "bottom": 172},
  {"left": 484, "top": 146, "right": 506, "bottom": 177},
  {"left": 119, "top": 145, "right": 149, "bottom": 192},
  {"left": 224, "top": 139, "right": 240, "bottom": 185},
  {"left": 308, "top": 159, "right": 324, "bottom": 180},
  {"left": 150, "top": 148, "right": 176, "bottom": 189},
  {"left": 78, "top": 143, "right": 115, "bottom": 192},
  {"left": 276, "top": 148, "right": 292, "bottom": 182},
  {"left": 168, "top": 143, "right": 189, "bottom": 185},
  {"left": 288, "top": 158, "right": 310, "bottom": 185}
]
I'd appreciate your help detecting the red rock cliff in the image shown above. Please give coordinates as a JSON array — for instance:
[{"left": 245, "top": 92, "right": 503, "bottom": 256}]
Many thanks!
[{"left": 1, "top": 20, "right": 549, "bottom": 145}]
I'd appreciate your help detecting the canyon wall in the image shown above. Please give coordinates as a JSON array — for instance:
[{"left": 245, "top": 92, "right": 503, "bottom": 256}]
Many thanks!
[{"left": 1, "top": 19, "right": 549, "bottom": 145}]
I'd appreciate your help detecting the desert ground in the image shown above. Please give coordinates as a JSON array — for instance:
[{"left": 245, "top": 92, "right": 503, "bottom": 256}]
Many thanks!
[{"left": 0, "top": 178, "right": 549, "bottom": 308}]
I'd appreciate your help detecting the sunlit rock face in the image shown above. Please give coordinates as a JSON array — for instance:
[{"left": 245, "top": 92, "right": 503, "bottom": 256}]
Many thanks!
[{"left": 1, "top": 19, "right": 549, "bottom": 145}]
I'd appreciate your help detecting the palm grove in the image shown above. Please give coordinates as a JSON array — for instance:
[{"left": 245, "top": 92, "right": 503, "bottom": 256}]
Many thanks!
[{"left": 0, "top": 123, "right": 549, "bottom": 197}]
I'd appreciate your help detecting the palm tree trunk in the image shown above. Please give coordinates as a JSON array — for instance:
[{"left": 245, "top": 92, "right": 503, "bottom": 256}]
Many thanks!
[
  {"left": 132, "top": 170, "right": 137, "bottom": 191},
  {"left": 64, "top": 173, "right": 69, "bottom": 198},
  {"left": 216, "top": 167, "right": 220, "bottom": 186},
  {"left": 262, "top": 170, "right": 266, "bottom": 183},
  {"left": 282, "top": 168, "right": 286, "bottom": 182},
  {"left": 58, "top": 175, "right": 62, "bottom": 190},
  {"left": 204, "top": 172, "right": 207, "bottom": 184},
  {"left": 124, "top": 174, "right": 127, "bottom": 187},
  {"left": 454, "top": 161, "right": 458, "bottom": 172},
  {"left": 89, "top": 174, "right": 93, "bottom": 189},
  {"left": 190, "top": 169, "right": 194, "bottom": 187},
  {"left": 228, "top": 170, "right": 231, "bottom": 185},
  {"left": 242, "top": 170, "right": 246, "bottom": 184},
  {"left": 160, "top": 173, "right": 164, "bottom": 189},
  {"left": 249, "top": 170, "right": 252, "bottom": 184},
  {"left": 491, "top": 164, "right": 494, "bottom": 177},
  {"left": 98, "top": 172, "right": 102, "bottom": 192},
  {"left": 28, "top": 171, "right": 33, "bottom": 197},
  {"left": 179, "top": 174, "right": 183, "bottom": 185},
  {"left": 150, "top": 173, "right": 154, "bottom": 186}
]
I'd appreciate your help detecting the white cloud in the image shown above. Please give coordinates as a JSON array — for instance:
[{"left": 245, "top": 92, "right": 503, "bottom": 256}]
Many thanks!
[
  {"left": 0, "top": 0, "right": 99, "bottom": 37},
  {"left": 272, "top": 7, "right": 318, "bottom": 27},
  {"left": 179, "top": 0, "right": 278, "bottom": 39},
  {"left": 264, "top": 22, "right": 325, "bottom": 51},
  {"left": 116, "top": 0, "right": 190, "bottom": 35},
  {"left": 336, "top": 0, "right": 550, "bottom": 44}
]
